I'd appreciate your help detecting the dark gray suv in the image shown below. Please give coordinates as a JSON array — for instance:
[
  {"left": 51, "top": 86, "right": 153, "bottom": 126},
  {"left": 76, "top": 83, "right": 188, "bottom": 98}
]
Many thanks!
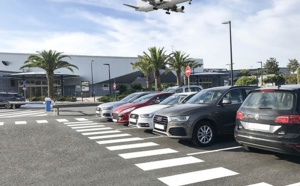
[
  {"left": 153, "top": 86, "right": 258, "bottom": 146},
  {"left": 0, "top": 92, "right": 25, "bottom": 108},
  {"left": 235, "top": 85, "right": 300, "bottom": 156}
]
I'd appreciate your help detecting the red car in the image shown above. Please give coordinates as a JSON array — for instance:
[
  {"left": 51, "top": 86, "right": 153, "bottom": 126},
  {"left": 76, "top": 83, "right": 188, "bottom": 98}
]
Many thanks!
[{"left": 112, "top": 92, "right": 173, "bottom": 124}]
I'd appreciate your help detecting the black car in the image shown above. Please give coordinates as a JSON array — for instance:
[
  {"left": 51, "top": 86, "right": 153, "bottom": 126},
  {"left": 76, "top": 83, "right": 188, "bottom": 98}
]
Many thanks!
[
  {"left": 0, "top": 92, "right": 25, "bottom": 108},
  {"left": 153, "top": 86, "right": 258, "bottom": 147},
  {"left": 235, "top": 85, "right": 300, "bottom": 156}
]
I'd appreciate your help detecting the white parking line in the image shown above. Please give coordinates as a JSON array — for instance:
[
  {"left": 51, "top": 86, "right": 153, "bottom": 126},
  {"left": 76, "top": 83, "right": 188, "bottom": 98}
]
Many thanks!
[
  {"left": 75, "top": 118, "right": 88, "bottom": 121},
  {"left": 0, "top": 122, "right": 3, "bottom": 125},
  {"left": 286, "top": 182, "right": 300, "bottom": 186},
  {"left": 136, "top": 156, "right": 204, "bottom": 171},
  {"left": 64, "top": 121, "right": 94, "bottom": 125},
  {"left": 81, "top": 129, "right": 116, "bottom": 135},
  {"left": 187, "top": 146, "right": 242, "bottom": 156},
  {"left": 96, "top": 137, "right": 143, "bottom": 145},
  {"left": 106, "top": 142, "right": 159, "bottom": 151},
  {"left": 158, "top": 167, "right": 239, "bottom": 186},
  {"left": 36, "top": 120, "right": 48, "bottom": 124},
  {"left": 247, "top": 183, "right": 273, "bottom": 186},
  {"left": 15, "top": 121, "right": 27, "bottom": 125},
  {"left": 119, "top": 148, "right": 178, "bottom": 159},
  {"left": 67, "top": 123, "right": 101, "bottom": 127},
  {"left": 76, "top": 128, "right": 108, "bottom": 132},
  {"left": 89, "top": 134, "right": 131, "bottom": 140},
  {"left": 71, "top": 125, "right": 104, "bottom": 129}
]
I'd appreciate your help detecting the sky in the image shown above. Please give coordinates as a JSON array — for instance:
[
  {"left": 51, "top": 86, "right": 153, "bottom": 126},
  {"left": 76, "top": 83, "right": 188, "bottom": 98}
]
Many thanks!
[{"left": 0, "top": 0, "right": 300, "bottom": 70}]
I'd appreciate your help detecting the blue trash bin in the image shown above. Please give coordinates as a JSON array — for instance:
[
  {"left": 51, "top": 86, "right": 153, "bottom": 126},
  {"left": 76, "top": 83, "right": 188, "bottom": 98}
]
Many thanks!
[{"left": 45, "top": 98, "right": 52, "bottom": 112}]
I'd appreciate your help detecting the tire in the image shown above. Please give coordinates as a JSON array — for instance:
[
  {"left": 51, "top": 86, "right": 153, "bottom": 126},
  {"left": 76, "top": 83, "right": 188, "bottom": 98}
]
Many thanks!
[
  {"left": 15, "top": 105, "right": 21, "bottom": 108},
  {"left": 192, "top": 121, "right": 216, "bottom": 147},
  {"left": 5, "top": 103, "right": 12, "bottom": 109}
]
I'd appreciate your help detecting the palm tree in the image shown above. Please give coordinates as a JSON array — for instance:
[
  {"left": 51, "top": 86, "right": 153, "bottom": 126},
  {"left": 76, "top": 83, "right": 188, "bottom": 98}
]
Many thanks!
[
  {"left": 182, "top": 61, "right": 202, "bottom": 85},
  {"left": 132, "top": 57, "right": 154, "bottom": 89},
  {"left": 142, "top": 47, "right": 170, "bottom": 90},
  {"left": 20, "top": 50, "right": 78, "bottom": 97},
  {"left": 167, "top": 51, "right": 194, "bottom": 86}
]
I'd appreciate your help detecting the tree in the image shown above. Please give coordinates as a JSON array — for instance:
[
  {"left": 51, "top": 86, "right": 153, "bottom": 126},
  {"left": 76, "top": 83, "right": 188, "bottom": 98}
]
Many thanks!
[
  {"left": 237, "top": 69, "right": 250, "bottom": 77},
  {"left": 182, "top": 61, "right": 202, "bottom": 85},
  {"left": 263, "top": 74, "right": 285, "bottom": 86},
  {"left": 167, "top": 51, "right": 194, "bottom": 86},
  {"left": 131, "top": 58, "right": 153, "bottom": 89},
  {"left": 20, "top": 50, "right": 78, "bottom": 97},
  {"left": 142, "top": 47, "right": 170, "bottom": 90},
  {"left": 264, "top": 57, "right": 279, "bottom": 75},
  {"left": 235, "top": 76, "right": 258, "bottom": 86},
  {"left": 287, "top": 59, "right": 299, "bottom": 74},
  {"left": 284, "top": 74, "right": 297, "bottom": 85}
]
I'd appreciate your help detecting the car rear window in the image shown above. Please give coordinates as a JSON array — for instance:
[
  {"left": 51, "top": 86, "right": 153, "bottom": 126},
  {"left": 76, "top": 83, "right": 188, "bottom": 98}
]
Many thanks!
[{"left": 242, "top": 91, "right": 294, "bottom": 110}]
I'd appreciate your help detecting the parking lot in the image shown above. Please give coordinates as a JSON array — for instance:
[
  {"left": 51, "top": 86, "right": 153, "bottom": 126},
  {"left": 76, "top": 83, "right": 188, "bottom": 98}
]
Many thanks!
[{"left": 0, "top": 106, "right": 299, "bottom": 185}]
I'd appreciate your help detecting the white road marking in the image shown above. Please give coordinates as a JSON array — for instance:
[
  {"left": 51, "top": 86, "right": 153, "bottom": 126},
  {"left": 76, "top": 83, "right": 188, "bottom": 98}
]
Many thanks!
[
  {"left": 247, "top": 183, "right": 273, "bottom": 186},
  {"left": 158, "top": 167, "right": 239, "bottom": 186},
  {"left": 36, "top": 120, "right": 48, "bottom": 124},
  {"left": 71, "top": 125, "right": 104, "bottom": 129},
  {"left": 187, "top": 146, "right": 242, "bottom": 156},
  {"left": 119, "top": 148, "right": 178, "bottom": 159},
  {"left": 56, "top": 119, "right": 69, "bottom": 122},
  {"left": 80, "top": 128, "right": 115, "bottom": 135},
  {"left": 64, "top": 121, "right": 94, "bottom": 124},
  {"left": 76, "top": 128, "right": 109, "bottom": 132},
  {"left": 89, "top": 134, "right": 131, "bottom": 140},
  {"left": 106, "top": 142, "right": 159, "bottom": 151},
  {"left": 0, "top": 122, "right": 4, "bottom": 125},
  {"left": 67, "top": 123, "right": 100, "bottom": 127},
  {"left": 286, "top": 182, "right": 300, "bottom": 186},
  {"left": 96, "top": 137, "right": 143, "bottom": 145},
  {"left": 75, "top": 118, "right": 88, "bottom": 121},
  {"left": 0, "top": 110, "right": 48, "bottom": 118},
  {"left": 135, "top": 156, "right": 204, "bottom": 171},
  {"left": 15, "top": 121, "right": 27, "bottom": 125}
]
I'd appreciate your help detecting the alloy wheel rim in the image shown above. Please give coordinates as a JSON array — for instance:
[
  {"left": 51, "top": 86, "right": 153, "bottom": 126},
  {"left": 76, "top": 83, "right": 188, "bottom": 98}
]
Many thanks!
[{"left": 197, "top": 125, "right": 213, "bottom": 144}]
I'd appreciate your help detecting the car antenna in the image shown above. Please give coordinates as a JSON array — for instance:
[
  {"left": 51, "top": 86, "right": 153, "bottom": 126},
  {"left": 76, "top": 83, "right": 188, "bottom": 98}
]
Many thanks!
[{"left": 277, "top": 85, "right": 281, "bottom": 89}]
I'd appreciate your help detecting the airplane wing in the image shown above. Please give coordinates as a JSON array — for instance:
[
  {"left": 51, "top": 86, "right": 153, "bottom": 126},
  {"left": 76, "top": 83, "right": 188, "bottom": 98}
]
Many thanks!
[{"left": 123, "top": 4, "right": 139, "bottom": 10}]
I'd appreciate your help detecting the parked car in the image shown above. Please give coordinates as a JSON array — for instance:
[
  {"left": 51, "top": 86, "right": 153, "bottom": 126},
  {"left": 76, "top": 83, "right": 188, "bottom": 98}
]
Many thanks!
[
  {"left": 0, "top": 92, "right": 25, "bottom": 108},
  {"left": 235, "top": 85, "right": 300, "bottom": 156},
  {"left": 112, "top": 92, "right": 173, "bottom": 125},
  {"left": 129, "top": 92, "right": 197, "bottom": 130},
  {"left": 96, "top": 92, "right": 152, "bottom": 121},
  {"left": 153, "top": 86, "right": 258, "bottom": 146},
  {"left": 163, "top": 85, "right": 203, "bottom": 93}
]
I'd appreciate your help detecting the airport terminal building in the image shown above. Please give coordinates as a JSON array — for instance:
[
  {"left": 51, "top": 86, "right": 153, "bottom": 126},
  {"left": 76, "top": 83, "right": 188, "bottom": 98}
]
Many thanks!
[{"left": 0, "top": 52, "right": 212, "bottom": 98}]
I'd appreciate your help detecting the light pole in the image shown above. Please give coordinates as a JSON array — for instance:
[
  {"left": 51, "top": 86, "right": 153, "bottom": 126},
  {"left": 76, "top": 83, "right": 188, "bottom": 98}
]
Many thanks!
[
  {"left": 90, "top": 60, "right": 95, "bottom": 101},
  {"left": 103, "top": 63, "right": 111, "bottom": 96},
  {"left": 257, "top": 61, "right": 263, "bottom": 86},
  {"left": 222, "top": 21, "right": 233, "bottom": 86}
]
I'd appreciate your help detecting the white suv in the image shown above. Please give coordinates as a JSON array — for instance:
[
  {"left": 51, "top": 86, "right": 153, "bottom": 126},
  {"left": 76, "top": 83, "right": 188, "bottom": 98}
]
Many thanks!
[{"left": 163, "top": 85, "right": 203, "bottom": 93}]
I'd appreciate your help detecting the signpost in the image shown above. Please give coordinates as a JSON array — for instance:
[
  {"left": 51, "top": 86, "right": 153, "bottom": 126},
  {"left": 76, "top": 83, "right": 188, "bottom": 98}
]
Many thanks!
[{"left": 185, "top": 66, "right": 191, "bottom": 92}]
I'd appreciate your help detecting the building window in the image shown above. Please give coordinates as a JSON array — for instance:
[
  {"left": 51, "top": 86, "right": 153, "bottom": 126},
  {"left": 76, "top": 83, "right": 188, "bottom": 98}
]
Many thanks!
[{"left": 103, "top": 84, "right": 109, "bottom": 90}]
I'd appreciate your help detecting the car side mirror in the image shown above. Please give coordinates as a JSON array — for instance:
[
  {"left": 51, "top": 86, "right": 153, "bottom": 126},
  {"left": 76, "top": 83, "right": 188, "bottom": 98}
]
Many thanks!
[{"left": 221, "top": 99, "right": 232, "bottom": 105}]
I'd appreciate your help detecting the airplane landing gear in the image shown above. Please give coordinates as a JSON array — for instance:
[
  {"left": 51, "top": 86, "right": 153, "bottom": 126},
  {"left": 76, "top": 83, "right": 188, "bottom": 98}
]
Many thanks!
[
  {"left": 153, "top": 7, "right": 158, "bottom": 10},
  {"left": 189, "top": 0, "right": 192, "bottom": 4},
  {"left": 166, "top": 11, "right": 170, "bottom": 14}
]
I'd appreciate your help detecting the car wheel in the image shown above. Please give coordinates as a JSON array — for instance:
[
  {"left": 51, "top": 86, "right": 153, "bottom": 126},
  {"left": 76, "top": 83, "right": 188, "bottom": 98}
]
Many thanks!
[
  {"left": 5, "top": 103, "right": 12, "bottom": 109},
  {"left": 15, "top": 105, "right": 21, "bottom": 108},
  {"left": 192, "top": 121, "right": 216, "bottom": 147}
]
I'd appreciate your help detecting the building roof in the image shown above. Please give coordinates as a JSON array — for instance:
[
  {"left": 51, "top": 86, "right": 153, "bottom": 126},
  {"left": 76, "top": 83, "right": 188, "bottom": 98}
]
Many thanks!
[{"left": 3, "top": 72, "right": 79, "bottom": 79}]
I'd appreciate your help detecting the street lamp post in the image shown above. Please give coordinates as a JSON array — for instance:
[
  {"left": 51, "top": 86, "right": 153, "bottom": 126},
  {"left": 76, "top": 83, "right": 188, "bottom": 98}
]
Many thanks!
[
  {"left": 222, "top": 21, "right": 233, "bottom": 86},
  {"left": 257, "top": 61, "right": 263, "bottom": 86},
  {"left": 103, "top": 63, "right": 111, "bottom": 96},
  {"left": 90, "top": 60, "right": 95, "bottom": 101}
]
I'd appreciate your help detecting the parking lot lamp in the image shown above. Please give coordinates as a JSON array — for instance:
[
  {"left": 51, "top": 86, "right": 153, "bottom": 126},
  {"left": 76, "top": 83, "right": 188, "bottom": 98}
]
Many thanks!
[
  {"left": 257, "top": 61, "right": 263, "bottom": 86},
  {"left": 103, "top": 63, "right": 111, "bottom": 96},
  {"left": 90, "top": 60, "right": 95, "bottom": 101},
  {"left": 222, "top": 21, "right": 233, "bottom": 86}
]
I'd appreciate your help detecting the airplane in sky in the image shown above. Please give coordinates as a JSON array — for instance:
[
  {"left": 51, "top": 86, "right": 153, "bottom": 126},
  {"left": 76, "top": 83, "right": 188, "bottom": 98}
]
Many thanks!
[{"left": 124, "top": 0, "right": 192, "bottom": 14}]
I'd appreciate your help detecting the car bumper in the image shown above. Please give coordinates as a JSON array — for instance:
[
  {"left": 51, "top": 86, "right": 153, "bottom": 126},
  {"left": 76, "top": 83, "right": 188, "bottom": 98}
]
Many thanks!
[
  {"left": 153, "top": 121, "right": 191, "bottom": 139},
  {"left": 112, "top": 112, "right": 129, "bottom": 123},
  {"left": 129, "top": 117, "right": 153, "bottom": 129},
  {"left": 235, "top": 131, "right": 300, "bottom": 155},
  {"left": 95, "top": 110, "right": 112, "bottom": 120}
]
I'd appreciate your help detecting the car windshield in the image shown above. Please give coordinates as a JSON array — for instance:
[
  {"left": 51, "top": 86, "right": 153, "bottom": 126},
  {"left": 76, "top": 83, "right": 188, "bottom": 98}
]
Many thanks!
[
  {"left": 242, "top": 91, "right": 294, "bottom": 110},
  {"left": 186, "top": 89, "right": 225, "bottom": 104},
  {"left": 120, "top": 93, "right": 142, "bottom": 102},
  {"left": 132, "top": 93, "right": 155, "bottom": 103},
  {"left": 159, "top": 94, "right": 189, "bottom": 105}
]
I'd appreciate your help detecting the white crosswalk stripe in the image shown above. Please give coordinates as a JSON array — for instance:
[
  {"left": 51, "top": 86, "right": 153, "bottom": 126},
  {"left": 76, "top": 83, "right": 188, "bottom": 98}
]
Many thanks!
[
  {"left": 56, "top": 119, "right": 69, "bottom": 122},
  {"left": 286, "top": 182, "right": 300, "bottom": 186},
  {"left": 76, "top": 128, "right": 108, "bottom": 132},
  {"left": 67, "top": 123, "right": 101, "bottom": 127},
  {"left": 75, "top": 118, "right": 89, "bottom": 121},
  {"left": 0, "top": 110, "right": 48, "bottom": 118},
  {"left": 36, "top": 120, "right": 48, "bottom": 124},
  {"left": 247, "top": 183, "right": 273, "bottom": 186},
  {"left": 80, "top": 128, "right": 115, "bottom": 135},
  {"left": 15, "top": 121, "right": 27, "bottom": 125},
  {"left": 119, "top": 148, "right": 178, "bottom": 159},
  {"left": 64, "top": 121, "right": 94, "bottom": 125},
  {"left": 96, "top": 137, "right": 143, "bottom": 145},
  {"left": 135, "top": 156, "right": 204, "bottom": 171},
  {"left": 106, "top": 142, "right": 159, "bottom": 151},
  {"left": 71, "top": 125, "right": 105, "bottom": 129},
  {"left": 0, "top": 122, "right": 4, "bottom": 125},
  {"left": 89, "top": 134, "right": 131, "bottom": 140},
  {"left": 158, "top": 167, "right": 239, "bottom": 186}
]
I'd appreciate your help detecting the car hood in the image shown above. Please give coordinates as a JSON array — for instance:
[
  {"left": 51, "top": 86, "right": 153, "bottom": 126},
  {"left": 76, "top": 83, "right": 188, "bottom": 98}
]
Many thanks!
[
  {"left": 131, "top": 105, "right": 170, "bottom": 115},
  {"left": 113, "top": 102, "right": 144, "bottom": 112},
  {"left": 155, "top": 103, "right": 211, "bottom": 116},
  {"left": 97, "top": 101, "right": 127, "bottom": 108}
]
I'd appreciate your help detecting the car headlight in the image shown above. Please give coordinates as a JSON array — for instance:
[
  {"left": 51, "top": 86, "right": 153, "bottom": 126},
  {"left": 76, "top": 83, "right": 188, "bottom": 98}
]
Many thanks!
[
  {"left": 140, "top": 114, "right": 154, "bottom": 118},
  {"left": 96, "top": 107, "right": 100, "bottom": 111},
  {"left": 102, "top": 107, "right": 113, "bottom": 110},
  {"left": 121, "top": 107, "right": 136, "bottom": 113},
  {"left": 169, "top": 116, "right": 190, "bottom": 122}
]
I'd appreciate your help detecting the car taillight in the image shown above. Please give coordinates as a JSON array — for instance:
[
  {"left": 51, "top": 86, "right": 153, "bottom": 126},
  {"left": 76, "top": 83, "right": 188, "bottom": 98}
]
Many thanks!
[
  {"left": 275, "top": 115, "right": 300, "bottom": 124},
  {"left": 260, "top": 89, "right": 275, "bottom": 92},
  {"left": 236, "top": 112, "right": 244, "bottom": 120}
]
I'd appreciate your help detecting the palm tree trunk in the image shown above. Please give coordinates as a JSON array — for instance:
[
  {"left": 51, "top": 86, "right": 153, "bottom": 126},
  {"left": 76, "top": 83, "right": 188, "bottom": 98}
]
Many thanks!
[
  {"left": 146, "top": 75, "right": 152, "bottom": 89},
  {"left": 184, "top": 75, "right": 188, "bottom": 85},
  {"left": 46, "top": 72, "right": 54, "bottom": 97},
  {"left": 154, "top": 69, "right": 160, "bottom": 91},
  {"left": 176, "top": 70, "right": 181, "bottom": 86}
]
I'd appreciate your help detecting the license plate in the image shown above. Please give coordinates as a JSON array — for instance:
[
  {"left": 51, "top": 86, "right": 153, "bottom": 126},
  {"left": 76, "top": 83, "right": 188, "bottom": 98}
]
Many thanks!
[
  {"left": 155, "top": 123, "right": 165, "bottom": 130},
  {"left": 112, "top": 119, "right": 118, "bottom": 122},
  {"left": 96, "top": 111, "right": 100, "bottom": 114},
  {"left": 248, "top": 123, "right": 270, "bottom": 131},
  {"left": 129, "top": 118, "right": 137, "bottom": 124}
]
